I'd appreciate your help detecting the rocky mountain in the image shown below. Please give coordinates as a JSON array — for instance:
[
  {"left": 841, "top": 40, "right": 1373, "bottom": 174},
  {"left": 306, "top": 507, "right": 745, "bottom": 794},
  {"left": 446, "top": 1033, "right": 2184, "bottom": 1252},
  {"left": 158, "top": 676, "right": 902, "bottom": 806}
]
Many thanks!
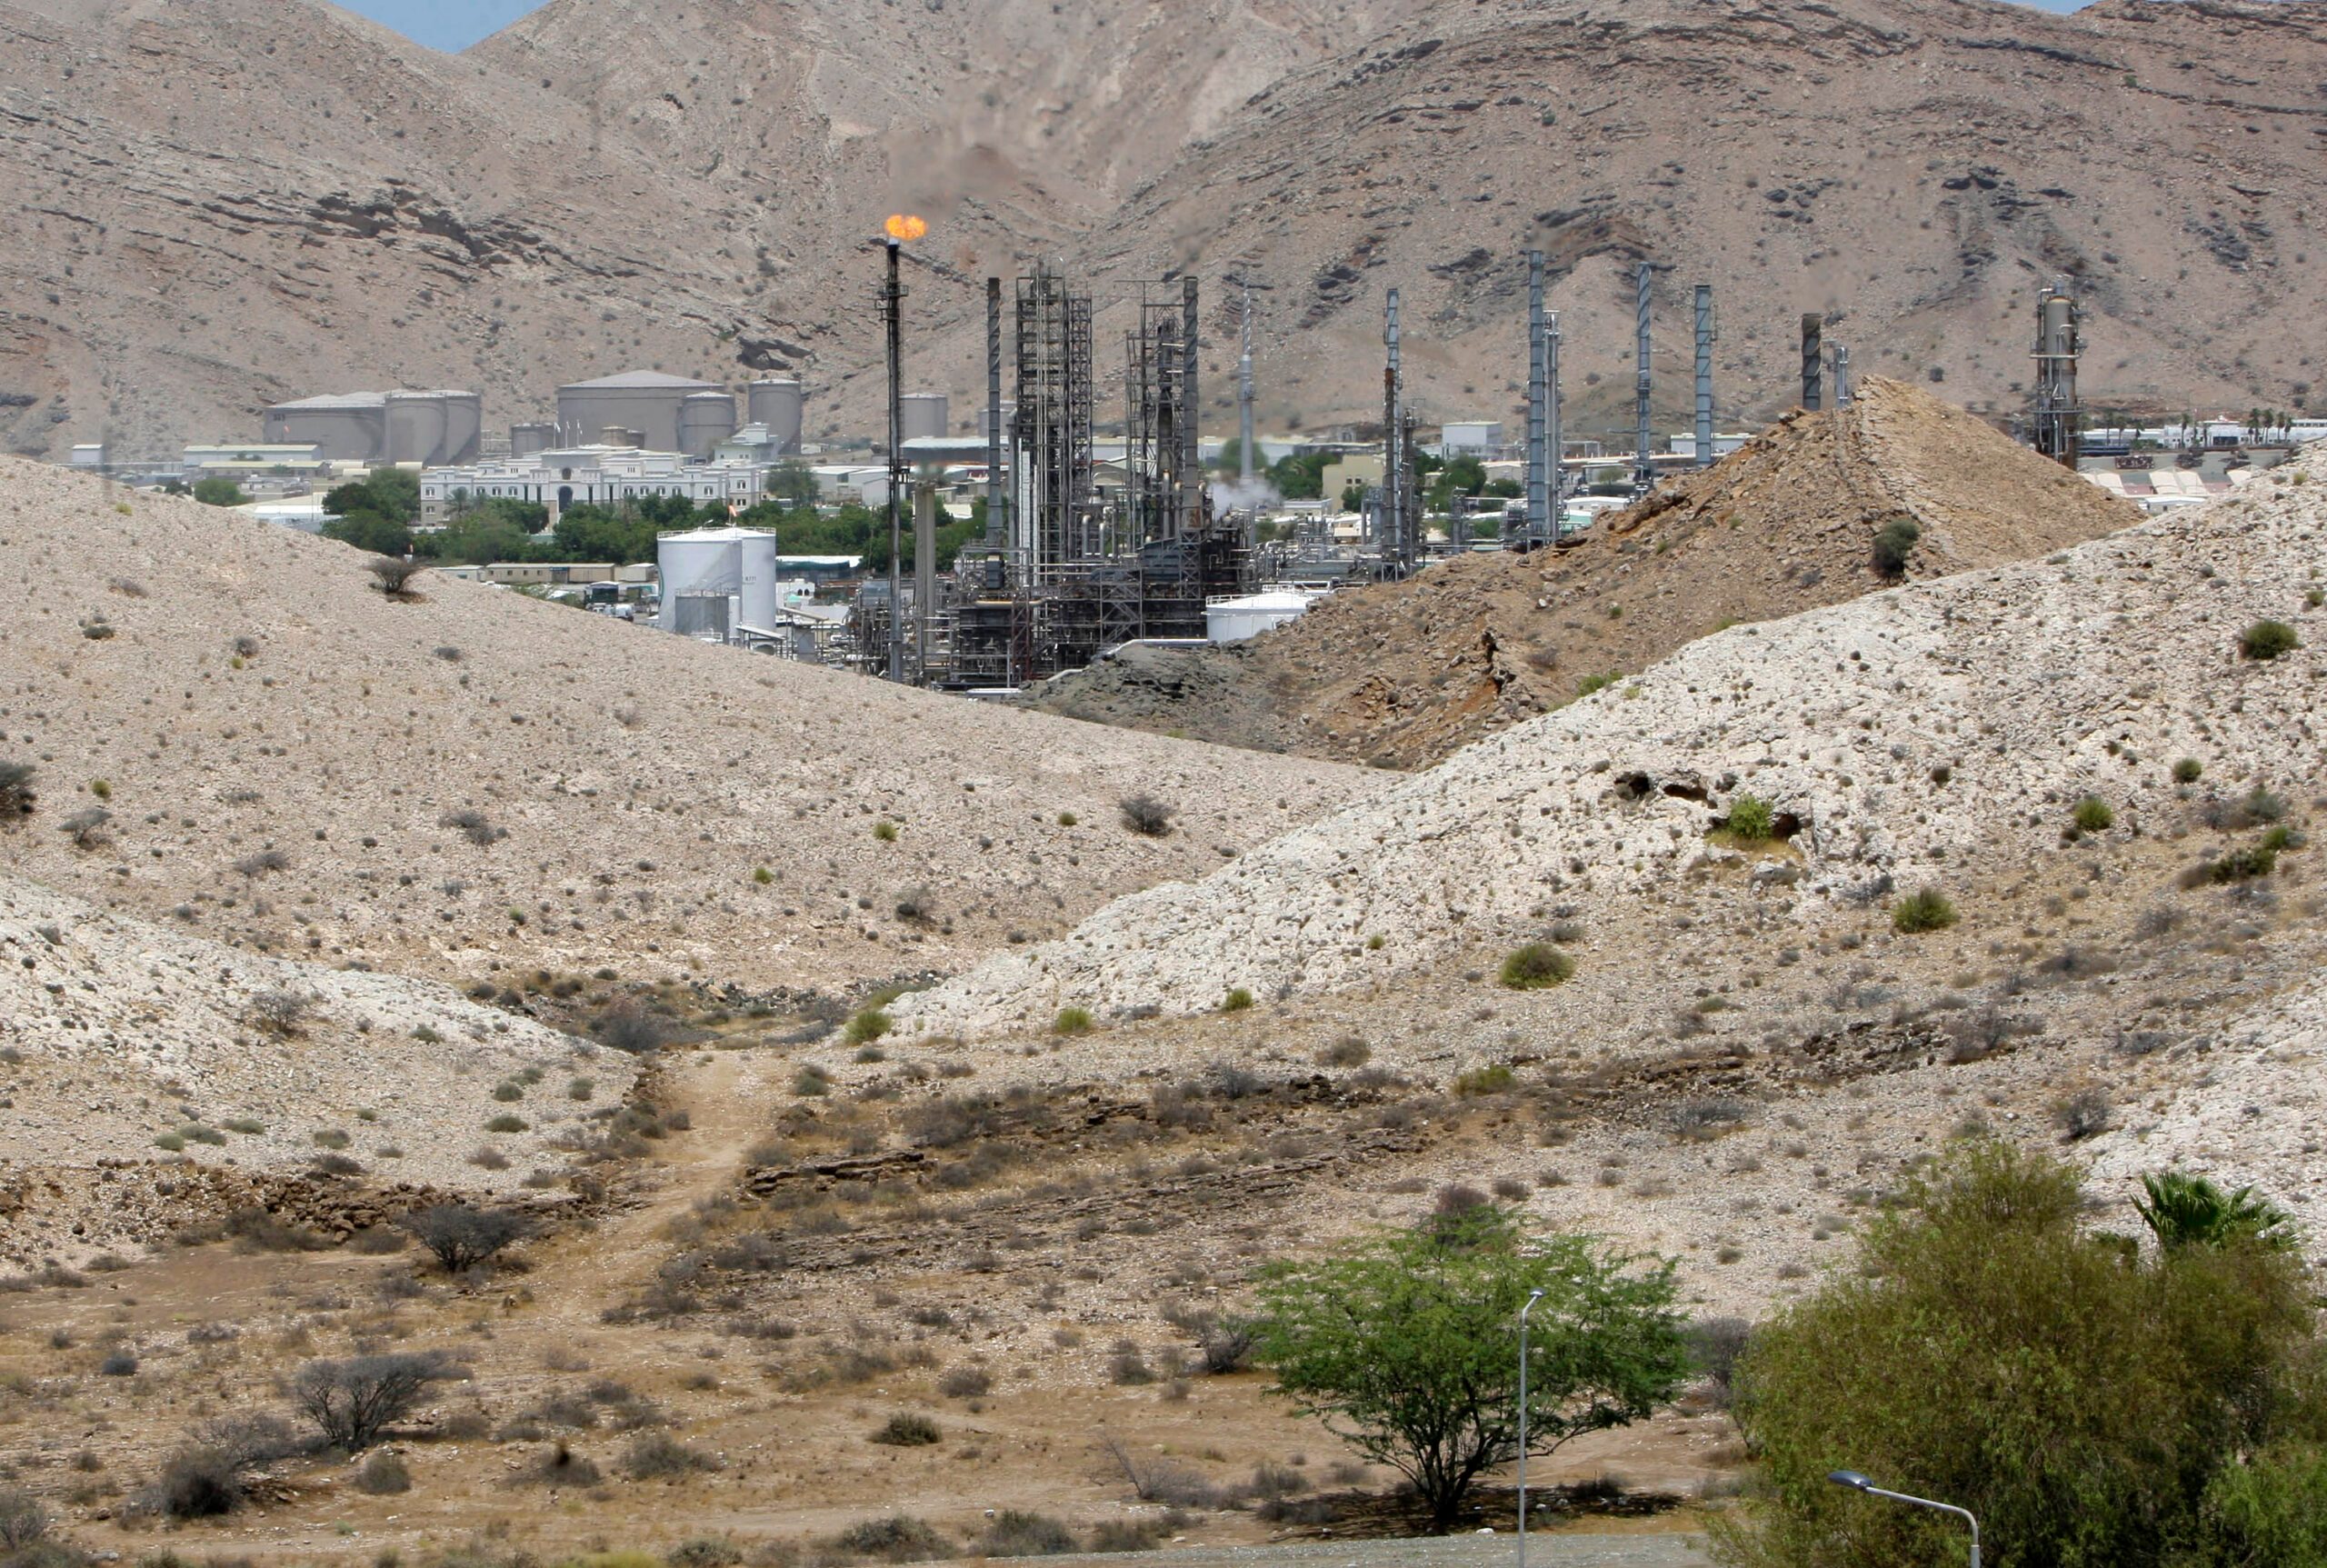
[{"left": 1, "top": 0, "right": 2321, "bottom": 457}]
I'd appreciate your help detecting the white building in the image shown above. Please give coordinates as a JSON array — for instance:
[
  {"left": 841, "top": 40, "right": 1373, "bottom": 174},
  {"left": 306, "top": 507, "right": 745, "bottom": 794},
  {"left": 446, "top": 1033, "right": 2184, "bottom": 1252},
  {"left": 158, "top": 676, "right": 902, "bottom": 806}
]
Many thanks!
[
  {"left": 418, "top": 445, "right": 765, "bottom": 525},
  {"left": 1667, "top": 431, "right": 1753, "bottom": 462},
  {"left": 1439, "top": 421, "right": 1504, "bottom": 455}
]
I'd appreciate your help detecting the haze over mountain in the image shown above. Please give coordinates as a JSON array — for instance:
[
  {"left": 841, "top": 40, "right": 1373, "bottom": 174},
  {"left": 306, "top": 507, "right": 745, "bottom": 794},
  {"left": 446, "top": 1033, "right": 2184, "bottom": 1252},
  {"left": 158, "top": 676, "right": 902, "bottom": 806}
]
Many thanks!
[{"left": 1, "top": 0, "right": 2320, "bottom": 457}]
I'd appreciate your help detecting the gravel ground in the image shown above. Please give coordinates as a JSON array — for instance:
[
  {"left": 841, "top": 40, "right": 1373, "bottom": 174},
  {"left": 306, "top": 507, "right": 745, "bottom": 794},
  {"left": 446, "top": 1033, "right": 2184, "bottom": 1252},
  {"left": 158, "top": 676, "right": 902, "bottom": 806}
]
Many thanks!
[{"left": 1036, "top": 1533, "right": 1713, "bottom": 1568}]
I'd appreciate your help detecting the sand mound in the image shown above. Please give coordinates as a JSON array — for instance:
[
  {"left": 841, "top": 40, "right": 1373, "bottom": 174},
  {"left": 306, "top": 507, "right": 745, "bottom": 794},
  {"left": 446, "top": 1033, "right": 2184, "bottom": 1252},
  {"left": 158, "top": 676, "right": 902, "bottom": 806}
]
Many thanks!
[
  {"left": 0, "top": 460, "right": 1375, "bottom": 994},
  {"left": 898, "top": 451, "right": 2322, "bottom": 1035},
  {"left": 1031, "top": 380, "right": 2141, "bottom": 768}
]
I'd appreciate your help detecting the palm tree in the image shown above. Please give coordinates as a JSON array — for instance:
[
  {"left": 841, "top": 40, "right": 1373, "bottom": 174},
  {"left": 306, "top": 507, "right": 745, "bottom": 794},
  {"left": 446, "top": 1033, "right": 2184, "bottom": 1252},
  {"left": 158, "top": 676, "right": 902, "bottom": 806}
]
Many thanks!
[{"left": 2134, "top": 1171, "right": 2294, "bottom": 1251}]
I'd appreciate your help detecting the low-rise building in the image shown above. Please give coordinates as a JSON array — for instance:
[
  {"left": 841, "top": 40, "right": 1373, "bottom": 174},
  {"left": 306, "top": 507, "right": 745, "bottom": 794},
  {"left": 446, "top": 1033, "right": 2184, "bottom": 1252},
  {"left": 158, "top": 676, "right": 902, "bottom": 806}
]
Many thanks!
[{"left": 418, "top": 446, "right": 765, "bottom": 525}]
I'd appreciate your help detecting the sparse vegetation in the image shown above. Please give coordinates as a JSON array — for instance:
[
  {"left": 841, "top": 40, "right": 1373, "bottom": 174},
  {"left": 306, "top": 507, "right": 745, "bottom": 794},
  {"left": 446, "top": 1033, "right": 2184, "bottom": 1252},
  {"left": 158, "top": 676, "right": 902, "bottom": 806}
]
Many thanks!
[
  {"left": 366, "top": 556, "right": 429, "bottom": 597},
  {"left": 0, "top": 759, "right": 34, "bottom": 819},
  {"left": 294, "top": 1352, "right": 456, "bottom": 1451},
  {"left": 2239, "top": 618, "right": 2300, "bottom": 661},
  {"left": 1053, "top": 1005, "right": 1094, "bottom": 1036},
  {"left": 1453, "top": 1063, "right": 1516, "bottom": 1095},
  {"left": 1498, "top": 942, "right": 1574, "bottom": 990},
  {"left": 979, "top": 1511, "right": 1080, "bottom": 1557},
  {"left": 1119, "top": 793, "right": 1178, "bottom": 837},
  {"left": 831, "top": 1517, "right": 952, "bottom": 1564},
  {"left": 355, "top": 1450, "right": 412, "bottom": 1495},
  {"left": 868, "top": 1412, "right": 941, "bottom": 1447},
  {"left": 1872, "top": 515, "right": 1921, "bottom": 577},
  {"left": 622, "top": 1431, "right": 719, "bottom": 1479},
  {"left": 1222, "top": 986, "right": 1254, "bottom": 1012},
  {"left": 2173, "top": 756, "right": 2205, "bottom": 784},
  {"left": 439, "top": 808, "right": 503, "bottom": 846},
  {"left": 872, "top": 819, "right": 899, "bottom": 843},
  {"left": 2072, "top": 795, "right": 2115, "bottom": 833},
  {"left": 844, "top": 1008, "right": 893, "bottom": 1045},
  {"left": 402, "top": 1203, "right": 530, "bottom": 1273},
  {"left": 1723, "top": 794, "right": 1775, "bottom": 841},
  {"left": 1891, "top": 887, "right": 1958, "bottom": 934}
]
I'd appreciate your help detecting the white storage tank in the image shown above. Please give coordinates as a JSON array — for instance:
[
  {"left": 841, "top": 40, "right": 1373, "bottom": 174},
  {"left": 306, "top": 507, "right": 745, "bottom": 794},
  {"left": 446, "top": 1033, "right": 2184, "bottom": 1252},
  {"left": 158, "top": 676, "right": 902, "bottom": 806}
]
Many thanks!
[
  {"left": 656, "top": 526, "right": 781, "bottom": 636},
  {"left": 679, "top": 391, "right": 738, "bottom": 458},
  {"left": 748, "top": 379, "right": 805, "bottom": 453},
  {"left": 1204, "top": 589, "right": 1314, "bottom": 645},
  {"left": 900, "top": 392, "right": 949, "bottom": 444}
]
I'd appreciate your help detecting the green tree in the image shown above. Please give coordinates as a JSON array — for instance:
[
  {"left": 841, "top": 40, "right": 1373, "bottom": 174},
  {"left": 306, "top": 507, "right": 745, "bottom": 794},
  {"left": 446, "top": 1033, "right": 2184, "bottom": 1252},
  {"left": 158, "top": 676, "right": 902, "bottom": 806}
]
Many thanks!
[
  {"left": 1253, "top": 1203, "right": 1687, "bottom": 1530},
  {"left": 1340, "top": 481, "right": 1367, "bottom": 513},
  {"left": 1719, "top": 1144, "right": 2320, "bottom": 1568},
  {"left": 192, "top": 477, "right": 247, "bottom": 506},
  {"left": 362, "top": 467, "right": 421, "bottom": 524},
  {"left": 1266, "top": 451, "right": 1336, "bottom": 499},
  {"left": 322, "top": 512, "right": 412, "bottom": 555},
  {"left": 424, "top": 508, "right": 539, "bottom": 566},
  {"left": 551, "top": 504, "right": 658, "bottom": 564}
]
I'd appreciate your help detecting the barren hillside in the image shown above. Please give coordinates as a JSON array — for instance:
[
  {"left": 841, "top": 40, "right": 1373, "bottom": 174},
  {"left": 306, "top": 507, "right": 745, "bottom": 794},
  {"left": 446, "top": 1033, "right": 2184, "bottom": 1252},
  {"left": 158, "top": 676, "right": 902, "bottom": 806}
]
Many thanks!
[
  {"left": 1033, "top": 378, "right": 2142, "bottom": 766},
  {"left": 5, "top": 0, "right": 2322, "bottom": 456},
  {"left": 0, "top": 458, "right": 1376, "bottom": 994}
]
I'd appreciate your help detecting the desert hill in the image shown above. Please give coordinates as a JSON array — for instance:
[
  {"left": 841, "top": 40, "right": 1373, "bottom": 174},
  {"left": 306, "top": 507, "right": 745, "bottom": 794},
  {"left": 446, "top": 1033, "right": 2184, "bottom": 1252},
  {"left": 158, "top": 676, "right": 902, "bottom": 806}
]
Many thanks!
[
  {"left": 0, "top": 458, "right": 1377, "bottom": 994},
  {"left": 901, "top": 445, "right": 2326, "bottom": 1035},
  {"left": 1032, "top": 378, "right": 2142, "bottom": 766},
  {"left": 5, "top": 0, "right": 2323, "bottom": 455}
]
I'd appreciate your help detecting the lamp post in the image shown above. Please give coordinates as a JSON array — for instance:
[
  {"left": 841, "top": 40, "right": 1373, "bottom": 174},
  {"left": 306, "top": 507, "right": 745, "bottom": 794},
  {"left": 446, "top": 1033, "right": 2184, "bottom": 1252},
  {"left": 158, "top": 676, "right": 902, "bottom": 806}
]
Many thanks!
[
  {"left": 1516, "top": 1288, "right": 1546, "bottom": 1568},
  {"left": 1828, "top": 1471, "right": 1981, "bottom": 1568}
]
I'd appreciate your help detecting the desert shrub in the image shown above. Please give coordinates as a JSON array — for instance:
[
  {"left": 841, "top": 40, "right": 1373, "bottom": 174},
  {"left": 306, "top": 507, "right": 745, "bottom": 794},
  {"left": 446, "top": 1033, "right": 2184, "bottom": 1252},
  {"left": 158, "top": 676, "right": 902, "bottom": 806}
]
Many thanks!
[
  {"left": 1053, "top": 1005, "right": 1094, "bottom": 1037},
  {"left": 1197, "top": 1320, "right": 1256, "bottom": 1375},
  {"left": 355, "top": 1451, "right": 412, "bottom": 1494},
  {"left": 2205, "top": 835, "right": 2286, "bottom": 884},
  {"left": 2053, "top": 1086, "right": 2113, "bottom": 1142},
  {"left": 667, "top": 1540, "right": 744, "bottom": 1568},
  {"left": 367, "top": 556, "right": 429, "bottom": 596},
  {"left": 1891, "top": 888, "right": 1958, "bottom": 934},
  {"left": 0, "top": 1488, "right": 49, "bottom": 1553},
  {"left": 1686, "top": 1317, "right": 1753, "bottom": 1409},
  {"left": 1118, "top": 794, "right": 1177, "bottom": 837},
  {"left": 514, "top": 1441, "right": 601, "bottom": 1487},
  {"left": 241, "top": 989, "right": 313, "bottom": 1037},
  {"left": 438, "top": 808, "right": 503, "bottom": 847},
  {"left": 1871, "top": 516, "right": 1920, "bottom": 577},
  {"left": 1721, "top": 1143, "right": 2322, "bottom": 1568},
  {"left": 233, "top": 846, "right": 291, "bottom": 879},
  {"left": 294, "top": 1352, "right": 456, "bottom": 1451},
  {"left": 155, "top": 1414, "right": 298, "bottom": 1518},
  {"left": 402, "top": 1204, "right": 530, "bottom": 1273},
  {"left": 1320, "top": 1037, "right": 1372, "bottom": 1068},
  {"left": 1723, "top": 794, "right": 1775, "bottom": 841},
  {"left": 594, "top": 997, "right": 681, "bottom": 1054},
  {"left": 831, "top": 1517, "right": 952, "bottom": 1563},
  {"left": 844, "top": 1008, "right": 893, "bottom": 1045},
  {"left": 1453, "top": 1064, "right": 1516, "bottom": 1095},
  {"left": 1498, "top": 943, "right": 1574, "bottom": 990},
  {"left": 934, "top": 1364, "right": 993, "bottom": 1399},
  {"left": 1088, "top": 1521, "right": 1171, "bottom": 1553},
  {"left": 484, "top": 1114, "right": 527, "bottom": 1134},
  {"left": 894, "top": 885, "right": 938, "bottom": 924},
  {"left": 2239, "top": 619, "right": 2301, "bottom": 661},
  {"left": 99, "top": 1349, "right": 138, "bottom": 1377},
  {"left": 1222, "top": 986, "right": 1254, "bottom": 1013},
  {"left": 870, "top": 819, "right": 899, "bottom": 843},
  {"left": 979, "top": 1512, "right": 1079, "bottom": 1558},
  {"left": 2192, "top": 1443, "right": 2327, "bottom": 1563},
  {"left": 869, "top": 1413, "right": 940, "bottom": 1447},
  {"left": 2173, "top": 756, "right": 2205, "bottom": 784},
  {"left": 1576, "top": 672, "right": 1622, "bottom": 697},
  {"left": 0, "top": 760, "right": 35, "bottom": 818},
  {"left": 622, "top": 1431, "right": 718, "bottom": 1480},
  {"left": 60, "top": 807, "right": 111, "bottom": 849},
  {"left": 1109, "top": 1343, "right": 1155, "bottom": 1385},
  {"left": 1670, "top": 1097, "right": 1751, "bottom": 1141},
  {"left": 2072, "top": 795, "right": 2115, "bottom": 833}
]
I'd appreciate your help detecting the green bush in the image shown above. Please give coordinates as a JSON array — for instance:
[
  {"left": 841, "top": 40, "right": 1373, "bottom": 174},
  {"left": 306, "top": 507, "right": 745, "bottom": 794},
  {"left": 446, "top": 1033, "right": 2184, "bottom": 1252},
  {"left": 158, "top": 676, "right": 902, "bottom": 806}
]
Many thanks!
[
  {"left": 2240, "top": 619, "right": 2301, "bottom": 661},
  {"left": 872, "top": 819, "right": 898, "bottom": 843},
  {"left": 1576, "top": 672, "right": 1622, "bottom": 697},
  {"left": 1453, "top": 1064, "right": 1517, "bottom": 1096},
  {"left": 1222, "top": 987, "right": 1254, "bottom": 1013},
  {"left": 1872, "top": 517, "right": 1921, "bottom": 577},
  {"left": 1498, "top": 943, "right": 1574, "bottom": 990},
  {"left": 1891, "top": 888, "right": 1958, "bottom": 934},
  {"left": 1053, "top": 1005, "right": 1094, "bottom": 1037},
  {"left": 979, "top": 1511, "right": 1080, "bottom": 1557},
  {"left": 2072, "top": 795, "right": 2115, "bottom": 833},
  {"left": 1718, "top": 1143, "right": 2322, "bottom": 1568},
  {"left": 2173, "top": 757, "right": 2205, "bottom": 784},
  {"left": 484, "top": 1114, "right": 527, "bottom": 1134},
  {"left": 2194, "top": 1443, "right": 2327, "bottom": 1565},
  {"left": 1723, "top": 794, "right": 1775, "bottom": 841},
  {"left": 831, "top": 1517, "right": 952, "bottom": 1564},
  {"left": 0, "top": 759, "right": 36, "bottom": 816},
  {"left": 868, "top": 1412, "right": 940, "bottom": 1447},
  {"left": 844, "top": 1008, "right": 893, "bottom": 1045}
]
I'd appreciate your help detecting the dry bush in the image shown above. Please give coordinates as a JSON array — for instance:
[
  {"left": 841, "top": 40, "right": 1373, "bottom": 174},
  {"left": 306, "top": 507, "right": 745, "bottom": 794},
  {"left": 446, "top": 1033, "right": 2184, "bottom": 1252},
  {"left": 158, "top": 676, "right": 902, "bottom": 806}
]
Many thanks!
[
  {"left": 245, "top": 988, "right": 314, "bottom": 1038},
  {"left": 868, "top": 1413, "right": 941, "bottom": 1447},
  {"left": 0, "top": 1487, "right": 50, "bottom": 1553},
  {"left": 594, "top": 997, "right": 683, "bottom": 1054},
  {"left": 2053, "top": 1087, "right": 2113, "bottom": 1143},
  {"left": 152, "top": 1413, "right": 298, "bottom": 1518},
  {"left": 367, "top": 556, "right": 429, "bottom": 597},
  {"left": 1118, "top": 794, "right": 1177, "bottom": 837},
  {"left": 294, "top": 1351, "right": 458, "bottom": 1451},
  {"left": 979, "top": 1512, "right": 1080, "bottom": 1557},
  {"left": 830, "top": 1517, "right": 953, "bottom": 1564},
  {"left": 401, "top": 1204, "right": 530, "bottom": 1273},
  {"left": 935, "top": 1366, "right": 992, "bottom": 1399},
  {"left": 623, "top": 1431, "right": 720, "bottom": 1480},
  {"left": 355, "top": 1451, "right": 412, "bottom": 1494},
  {"left": 511, "top": 1441, "right": 601, "bottom": 1488}
]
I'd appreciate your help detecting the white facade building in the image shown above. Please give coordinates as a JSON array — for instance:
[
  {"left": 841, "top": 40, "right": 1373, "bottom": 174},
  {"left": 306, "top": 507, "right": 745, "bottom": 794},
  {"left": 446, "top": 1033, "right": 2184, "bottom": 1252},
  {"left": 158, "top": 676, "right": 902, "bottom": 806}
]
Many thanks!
[{"left": 419, "top": 445, "right": 765, "bottom": 525}]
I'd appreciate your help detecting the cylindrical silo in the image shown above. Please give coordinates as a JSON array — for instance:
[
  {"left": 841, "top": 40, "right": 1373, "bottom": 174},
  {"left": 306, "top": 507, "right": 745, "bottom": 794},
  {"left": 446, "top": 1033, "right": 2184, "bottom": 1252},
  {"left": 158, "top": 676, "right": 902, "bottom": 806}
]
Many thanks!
[
  {"left": 734, "top": 528, "right": 779, "bottom": 630},
  {"left": 656, "top": 528, "right": 742, "bottom": 634},
  {"left": 510, "top": 423, "right": 557, "bottom": 458},
  {"left": 385, "top": 392, "right": 450, "bottom": 466},
  {"left": 679, "top": 391, "right": 738, "bottom": 458},
  {"left": 748, "top": 379, "right": 804, "bottom": 452},
  {"left": 436, "top": 391, "right": 484, "bottom": 464},
  {"left": 900, "top": 392, "right": 949, "bottom": 443}
]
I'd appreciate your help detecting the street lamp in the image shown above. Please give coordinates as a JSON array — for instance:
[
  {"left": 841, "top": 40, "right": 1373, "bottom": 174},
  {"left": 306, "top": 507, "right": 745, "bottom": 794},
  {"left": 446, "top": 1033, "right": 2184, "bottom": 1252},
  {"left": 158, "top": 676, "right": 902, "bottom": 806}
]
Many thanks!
[
  {"left": 1516, "top": 1289, "right": 1546, "bottom": 1568},
  {"left": 1828, "top": 1470, "right": 1981, "bottom": 1568}
]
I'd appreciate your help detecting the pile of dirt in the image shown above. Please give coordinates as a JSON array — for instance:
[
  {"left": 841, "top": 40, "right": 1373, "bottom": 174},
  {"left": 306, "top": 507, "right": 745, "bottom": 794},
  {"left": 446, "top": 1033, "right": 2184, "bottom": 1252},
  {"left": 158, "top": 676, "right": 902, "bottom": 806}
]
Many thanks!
[
  {"left": 0, "top": 459, "right": 1376, "bottom": 995},
  {"left": 1032, "top": 379, "right": 2141, "bottom": 768}
]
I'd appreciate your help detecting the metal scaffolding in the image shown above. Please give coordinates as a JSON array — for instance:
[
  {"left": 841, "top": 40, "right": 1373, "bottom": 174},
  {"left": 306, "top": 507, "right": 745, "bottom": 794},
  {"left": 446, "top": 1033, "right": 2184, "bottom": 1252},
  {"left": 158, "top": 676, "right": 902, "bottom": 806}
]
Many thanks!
[{"left": 1014, "top": 265, "right": 1096, "bottom": 584}]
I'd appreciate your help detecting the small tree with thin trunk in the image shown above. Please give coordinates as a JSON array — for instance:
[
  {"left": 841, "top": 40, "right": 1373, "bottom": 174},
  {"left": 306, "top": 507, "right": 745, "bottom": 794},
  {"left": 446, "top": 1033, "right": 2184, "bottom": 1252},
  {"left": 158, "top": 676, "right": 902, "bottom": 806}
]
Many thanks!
[
  {"left": 1253, "top": 1204, "right": 1688, "bottom": 1530},
  {"left": 401, "top": 1203, "right": 530, "bottom": 1273},
  {"left": 293, "top": 1352, "right": 456, "bottom": 1451},
  {"left": 368, "top": 555, "right": 429, "bottom": 597}
]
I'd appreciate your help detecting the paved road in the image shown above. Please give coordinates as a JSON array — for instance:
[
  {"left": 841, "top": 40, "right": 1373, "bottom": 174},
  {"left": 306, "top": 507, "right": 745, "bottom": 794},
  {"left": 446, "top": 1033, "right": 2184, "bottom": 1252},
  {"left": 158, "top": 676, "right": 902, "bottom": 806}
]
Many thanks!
[{"left": 1035, "top": 1533, "right": 1714, "bottom": 1568}]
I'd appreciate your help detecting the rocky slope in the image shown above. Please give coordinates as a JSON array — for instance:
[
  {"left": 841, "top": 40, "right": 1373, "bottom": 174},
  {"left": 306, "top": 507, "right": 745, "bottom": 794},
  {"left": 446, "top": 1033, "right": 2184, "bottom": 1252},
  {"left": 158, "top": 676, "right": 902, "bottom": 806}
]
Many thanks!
[
  {"left": 1031, "top": 378, "right": 2142, "bottom": 766},
  {"left": 0, "top": 877, "right": 634, "bottom": 1267},
  {"left": 898, "top": 444, "right": 2326, "bottom": 1036},
  {"left": 4, "top": 0, "right": 2322, "bottom": 456},
  {"left": 0, "top": 458, "right": 1376, "bottom": 994}
]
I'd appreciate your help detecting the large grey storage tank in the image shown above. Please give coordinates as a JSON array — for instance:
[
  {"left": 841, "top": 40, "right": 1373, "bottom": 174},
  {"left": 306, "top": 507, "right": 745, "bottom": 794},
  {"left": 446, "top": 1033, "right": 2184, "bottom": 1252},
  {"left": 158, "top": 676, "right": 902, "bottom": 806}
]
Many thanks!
[
  {"left": 900, "top": 392, "right": 950, "bottom": 444},
  {"left": 747, "top": 379, "right": 804, "bottom": 453},
  {"left": 385, "top": 392, "right": 450, "bottom": 465},
  {"left": 436, "top": 391, "right": 484, "bottom": 464},
  {"left": 263, "top": 394, "right": 388, "bottom": 462},
  {"left": 509, "top": 423, "right": 558, "bottom": 458},
  {"left": 556, "top": 370, "right": 719, "bottom": 454},
  {"left": 679, "top": 391, "right": 739, "bottom": 458}
]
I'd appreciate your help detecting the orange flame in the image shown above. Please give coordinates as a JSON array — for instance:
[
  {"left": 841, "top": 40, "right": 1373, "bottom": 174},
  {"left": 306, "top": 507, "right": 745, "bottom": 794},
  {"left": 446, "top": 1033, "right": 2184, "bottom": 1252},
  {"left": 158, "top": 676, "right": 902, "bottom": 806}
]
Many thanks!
[{"left": 884, "top": 214, "right": 928, "bottom": 243}]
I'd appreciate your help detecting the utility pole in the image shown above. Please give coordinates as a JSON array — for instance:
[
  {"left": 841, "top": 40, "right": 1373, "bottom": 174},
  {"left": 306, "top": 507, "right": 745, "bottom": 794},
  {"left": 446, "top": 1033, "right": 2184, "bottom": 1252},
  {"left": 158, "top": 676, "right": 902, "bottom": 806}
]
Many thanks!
[
  {"left": 1526, "top": 250, "right": 1548, "bottom": 547},
  {"left": 883, "top": 236, "right": 906, "bottom": 682}
]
